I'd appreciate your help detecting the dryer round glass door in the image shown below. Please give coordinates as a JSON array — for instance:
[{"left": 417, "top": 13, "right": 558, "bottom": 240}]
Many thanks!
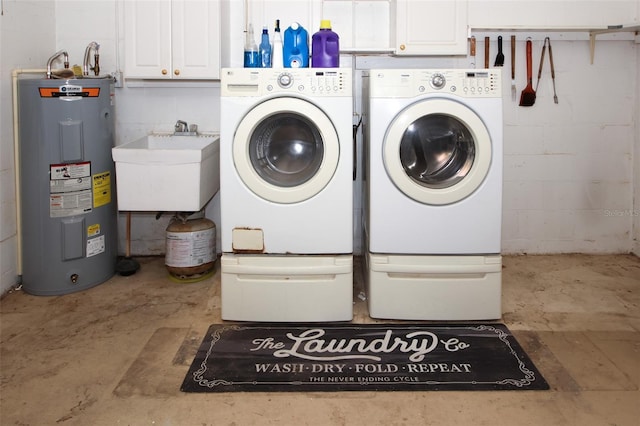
[
  {"left": 384, "top": 99, "right": 492, "bottom": 205},
  {"left": 233, "top": 97, "right": 339, "bottom": 204},
  {"left": 249, "top": 112, "right": 325, "bottom": 187}
]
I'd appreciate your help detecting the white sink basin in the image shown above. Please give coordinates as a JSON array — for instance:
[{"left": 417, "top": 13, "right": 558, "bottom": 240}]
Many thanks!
[{"left": 112, "top": 134, "right": 220, "bottom": 211}]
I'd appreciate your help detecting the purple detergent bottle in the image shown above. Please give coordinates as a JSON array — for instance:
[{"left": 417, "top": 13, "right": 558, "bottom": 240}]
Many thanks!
[{"left": 312, "top": 20, "right": 339, "bottom": 68}]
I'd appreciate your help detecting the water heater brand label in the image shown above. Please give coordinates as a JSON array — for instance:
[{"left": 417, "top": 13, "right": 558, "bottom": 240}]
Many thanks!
[
  {"left": 39, "top": 86, "right": 101, "bottom": 97},
  {"left": 61, "top": 84, "right": 82, "bottom": 93}
]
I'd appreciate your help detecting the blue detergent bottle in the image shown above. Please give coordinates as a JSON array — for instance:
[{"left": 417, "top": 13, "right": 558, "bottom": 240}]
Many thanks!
[
  {"left": 312, "top": 20, "right": 340, "bottom": 68},
  {"left": 283, "top": 22, "right": 309, "bottom": 68}
]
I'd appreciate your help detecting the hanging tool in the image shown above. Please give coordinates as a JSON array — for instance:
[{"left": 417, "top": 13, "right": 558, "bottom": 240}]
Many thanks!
[
  {"left": 519, "top": 38, "right": 536, "bottom": 107},
  {"left": 484, "top": 36, "right": 490, "bottom": 68},
  {"left": 535, "top": 37, "right": 559, "bottom": 104},
  {"left": 535, "top": 38, "right": 547, "bottom": 92},
  {"left": 494, "top": 36, "right": 504, "bottom": 67},
  {"left": 469, "top": 36, "right": 476, "bottom": 68},
  {"left": 548, "top": 38, "right": 559, "bottom": 104},
  {"left": 511, "top": 35, "right": 516, "bottom": 101}
]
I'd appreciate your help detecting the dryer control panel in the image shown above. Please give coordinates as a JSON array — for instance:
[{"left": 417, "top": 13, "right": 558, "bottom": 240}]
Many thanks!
[
  {"left": 369, "top": 69, "right": 501, "bottom": 98},
  {"left": 221, "top": 68, "right": 352, "bottom": 97}
]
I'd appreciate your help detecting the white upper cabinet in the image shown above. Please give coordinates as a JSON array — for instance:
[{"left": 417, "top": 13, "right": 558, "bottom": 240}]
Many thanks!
[
  {"left": 222, "top": 1, "right": 637, "bottom": 64},
  {"left": 393, "top": 0, "right": 469, "bottom": 55},
  {"left": 468, "top": 0, "right": 639, "bottom": 29},
  {"left": 125, "top": 0, "right": 221, "bottom": 79}
]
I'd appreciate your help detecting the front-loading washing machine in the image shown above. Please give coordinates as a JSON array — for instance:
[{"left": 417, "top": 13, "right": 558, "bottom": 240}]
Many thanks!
[
  {"left": 220, "top": 68, "right": 353, "bottom": 322},
  {"left": 363, "top": 69, "right": 503, "bottom": 320}
]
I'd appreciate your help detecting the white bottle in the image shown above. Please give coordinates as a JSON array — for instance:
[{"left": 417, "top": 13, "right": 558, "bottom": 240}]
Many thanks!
[{"left": 271, "top": 19, "right": 284, "bottom": 68}]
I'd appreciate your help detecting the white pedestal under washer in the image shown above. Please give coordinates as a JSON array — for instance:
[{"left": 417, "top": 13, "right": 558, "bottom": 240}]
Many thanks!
[
  {"left": 220, "top": 68, "right": 353, "bottom": 322},
  {"left": 363, "top": 69, "right": 503, "bottom": 320}
]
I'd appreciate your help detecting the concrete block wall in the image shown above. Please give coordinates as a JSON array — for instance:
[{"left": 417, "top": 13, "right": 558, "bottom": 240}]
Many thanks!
[
  {"left": 502, "top": 39, "right": 637, "bottom": 253},
  {"left": 0, "top": 1, "right": 56, "bottom": 294}
]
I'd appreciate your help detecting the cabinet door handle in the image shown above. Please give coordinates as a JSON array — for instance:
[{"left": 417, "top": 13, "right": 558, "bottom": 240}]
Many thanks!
[
  {"left": 399, "top": 44, "right": 406, "bottom": 51},
  {"left": 174, "top": 69, "right": 180, "bottom": 76},
  {"left": 162, "top": 69, "right": 168, "bottom": 75}
]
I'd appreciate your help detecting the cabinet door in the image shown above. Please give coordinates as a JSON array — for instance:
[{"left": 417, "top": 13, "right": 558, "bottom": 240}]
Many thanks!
[
  {"left": 469, "top": 1, "right": 639, "bottom": 29},
  {"left": 395, "top": 0, "right": 468, "bottom": 55},
  {"left": 124, "top": 1, "right": 172, "bottom": 79},
  {"left": 172, "top": 0, "right": 220, "bottom": 79}
]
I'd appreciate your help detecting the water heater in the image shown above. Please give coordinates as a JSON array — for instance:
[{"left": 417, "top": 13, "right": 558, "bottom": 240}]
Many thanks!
[{"left": 18, "top": 77, "right": 118, "bottom": 295}]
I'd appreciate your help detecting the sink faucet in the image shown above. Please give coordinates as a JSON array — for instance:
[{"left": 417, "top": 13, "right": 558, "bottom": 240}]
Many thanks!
[
  {"left": 174, "top": 120, "right": 198, "bottom": 135},
  {"left": 174, "top": 120, "right": 189, "bottom": 133},
  {"left": 46, "top": 50, "right": 70, "bottom": 79},
  {"left": 83, "top": 41, "right": 100, "bottom": 76}
]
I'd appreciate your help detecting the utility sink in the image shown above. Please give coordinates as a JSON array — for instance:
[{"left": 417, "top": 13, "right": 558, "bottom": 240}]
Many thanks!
[{"left": 112, "top": 134, "right": 220, "bottom": 212}]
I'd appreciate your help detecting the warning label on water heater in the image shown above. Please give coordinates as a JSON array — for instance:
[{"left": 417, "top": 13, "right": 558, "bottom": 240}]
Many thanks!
[
  {"left": 50, "top": 162, "right": 91, "bottom": 180},
  {"left": 50, "top": 162, "right": 93, "bottom": 218},
  {"left": 92, "top": 171, "right": 111, "bottom": 208}
]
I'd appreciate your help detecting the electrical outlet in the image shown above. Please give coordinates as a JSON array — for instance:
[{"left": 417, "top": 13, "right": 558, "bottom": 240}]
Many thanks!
[{"left": 113, "top": 71, "right": 123, "bottom": 88}]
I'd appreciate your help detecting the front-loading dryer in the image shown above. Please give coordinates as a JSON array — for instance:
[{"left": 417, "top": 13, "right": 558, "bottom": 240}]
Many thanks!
[
  {"left": 363, "top": 69, "right": 503, "bottom": 320},
  {"left": 220, "top": 68, "right": 353, "bottom": 322}
]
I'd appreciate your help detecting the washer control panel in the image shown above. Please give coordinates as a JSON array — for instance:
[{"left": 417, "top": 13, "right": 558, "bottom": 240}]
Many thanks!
[
  {"left": 271, "top": 70, "right": 350, "bottom": 95},
  {"left": 221, "top": 68, "right": 352, "bottom": 97},
  {"left": 369, "top": 69, "right": 501, "bottom": 99}
]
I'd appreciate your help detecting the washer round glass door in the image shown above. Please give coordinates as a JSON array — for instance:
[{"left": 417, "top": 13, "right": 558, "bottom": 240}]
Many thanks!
[
  {"left": 234, "top": 97, "right": 339, "bottom": 204},
  {"left": 384, "top": 98, "right": 492, "bottom": 205}
]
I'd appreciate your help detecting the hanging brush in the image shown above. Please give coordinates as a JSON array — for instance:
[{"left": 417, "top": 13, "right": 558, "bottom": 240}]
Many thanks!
[{"left": 519, "top": 38, "right": 536, "bottom": 107}]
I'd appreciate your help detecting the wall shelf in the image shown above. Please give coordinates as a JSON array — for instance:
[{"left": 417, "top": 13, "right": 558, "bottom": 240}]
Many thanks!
[
  {"left": 589, "top": 25, "right": 640, "bottom": 63},
  {"left": 470, "top": 24, "right": 640, "bottom": 64}
]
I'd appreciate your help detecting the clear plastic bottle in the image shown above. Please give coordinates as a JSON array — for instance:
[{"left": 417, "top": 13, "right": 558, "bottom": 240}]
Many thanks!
[
  {"left": 243, "top": 23, "right": 259, "bottom": 68},
  {"left": 271, "top": 20, "right": 284, "bottom": 68},
  {"left": 312, "top": 20, "right": 339, "bottom": 68},
  {"left": 259, "top": 25, "right": 272, "bottom": 68}
]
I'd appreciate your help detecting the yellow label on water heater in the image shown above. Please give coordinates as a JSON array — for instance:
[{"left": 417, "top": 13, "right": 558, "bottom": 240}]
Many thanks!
[
  {"left": 87, "top": 224, "right": 101, "bottom": 237},
  {"left": 92, "top": 171, "right": 111, "bottom": 208}
]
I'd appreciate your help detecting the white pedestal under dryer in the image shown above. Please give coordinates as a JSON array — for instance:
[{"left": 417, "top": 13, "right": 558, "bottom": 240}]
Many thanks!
[
  {"left": 220, "top": 68, "right": 353, "bottom": 322},
  {"left": 363, "top": 69, "right": 503, "bottom": 320}
]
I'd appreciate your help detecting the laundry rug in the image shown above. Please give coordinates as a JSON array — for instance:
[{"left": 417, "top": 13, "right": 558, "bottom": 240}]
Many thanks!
[{"left": 180, "top": 323, "right": 549, "bottom": 392}]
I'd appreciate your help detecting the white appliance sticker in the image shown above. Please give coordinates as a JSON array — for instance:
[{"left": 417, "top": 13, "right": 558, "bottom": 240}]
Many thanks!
[
  {"left": 50, "top": 191, "right": 93, "bottom": 218},
  {"left": 49, "top": 162, "right": 93, "bottom": 217},
  {"left": 86, "top": 235, "right": 105, "bottom": 258},
  {"left": 50, "top": 162, "right": 91, "bottom": 180},
  {"left": 50, "top": 177, "right": 91, "bottom": 194}
]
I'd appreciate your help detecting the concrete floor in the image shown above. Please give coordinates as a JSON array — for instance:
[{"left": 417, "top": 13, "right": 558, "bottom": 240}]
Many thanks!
[{"left": 1, "top": 254, "right": 639, "bottom": 425}]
